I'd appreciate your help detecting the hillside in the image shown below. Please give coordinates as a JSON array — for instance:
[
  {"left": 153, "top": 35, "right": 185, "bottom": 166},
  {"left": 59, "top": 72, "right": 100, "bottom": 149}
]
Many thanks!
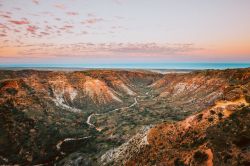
[
  {"left": 0, "top": 70, "right": 161, "bottom": 165},
  {"left": 101, "top": 97, "right": 250, "bottom": 165},
  {"left": 100, "top": 68, "right": 250, "bottom": 166},
  {"left": 0, "top": 68, "right": 249, "bottom": 165}
]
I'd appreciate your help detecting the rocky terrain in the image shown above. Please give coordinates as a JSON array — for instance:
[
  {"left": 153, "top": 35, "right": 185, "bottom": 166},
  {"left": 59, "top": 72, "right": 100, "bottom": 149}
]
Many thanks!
[
  {"left": 0, "top": 68, "right": 249, "bottom": 165},
  {"left": 0, "top": 69, "right": 161, "bottom": 165},
  {"left": 100, "top": 68, "right": 250, "bottom": 166}
]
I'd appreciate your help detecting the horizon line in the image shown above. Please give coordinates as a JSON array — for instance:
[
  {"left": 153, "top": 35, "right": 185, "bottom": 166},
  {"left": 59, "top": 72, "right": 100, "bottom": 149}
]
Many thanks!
[{"left": 0, "top": 62, "right": 250, "bottom": 70}]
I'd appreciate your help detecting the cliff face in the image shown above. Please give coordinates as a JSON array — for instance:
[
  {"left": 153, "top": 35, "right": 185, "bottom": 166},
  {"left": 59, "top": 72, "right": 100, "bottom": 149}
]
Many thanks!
[
  {"left": 100, "top": 68, "right": 250, "bottom": 166},
  {"left": 151, "top": 69, "right": 250, "bottom": 113},
  {"left": 108, "top": 100, "right": 250, "bottom": 166},
  {"left": 0, "top": 68, "right": 249, "bottom": 165},
  {"left": 0, "top": 70, "right": 161, "bottom": 111},
  {"left": 0, "top": 70, "right": 161, "bottom": 165}
]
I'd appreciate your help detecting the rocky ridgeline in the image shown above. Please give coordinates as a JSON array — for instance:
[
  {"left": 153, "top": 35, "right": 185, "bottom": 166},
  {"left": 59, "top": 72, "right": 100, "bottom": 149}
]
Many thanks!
[
  {"left": 151, "top": 69, "right": 250, "bottom": 114},
  {"left": 0, "top": 69, "right": 161, "bottom": 165},
  {"left": 98, "top": 68, "right": 250, "bottom": 166},
  {"left": 100, "top": 126, "right": 151, "bottom": 165},
  {"left": 0, "top": 68, "right": 249, "bottom": 165},
  {"left": 104, "top": 96, "right": 250, "bottom": 165}
]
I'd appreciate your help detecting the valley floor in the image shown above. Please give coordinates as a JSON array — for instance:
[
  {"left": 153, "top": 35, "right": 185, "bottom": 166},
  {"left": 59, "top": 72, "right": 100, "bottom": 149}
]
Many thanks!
[{"left": 0, "top": 68, "right": 249, "bottom": 165}]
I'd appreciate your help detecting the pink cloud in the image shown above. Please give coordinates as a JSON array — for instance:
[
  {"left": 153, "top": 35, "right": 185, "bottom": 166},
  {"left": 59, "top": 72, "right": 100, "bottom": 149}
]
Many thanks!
[
  {"left": 64, "top": 25, "right": 74, "bottom": 28},
  {"left": 14, "top": 7, "right": 21, "bottom": 10},
  {"left": 40, "top": 11, "right": 54, "bottom": 17},
  {"left": 0, "top": 14, "right": 11, "bottom": 19},
  {"left": 5, "top": 12, "right": 12, "bottom": 15},
  {"left": 55, "top": 18, "right": 61, "bottom": 21},
  {"left": 114, "top": 0, "right": 124, "bottom": 5},
  {"left": 66, "top": 12, "right": 79, "bottom": 16},
  {"left": 87, "top": 13, "right": 96, "bottom": 17},
  {"left": 32, "top": 0, "right": 39, "bottom": 5},
  {"left": 17, "top": 42, "right": 201, "bottom": 59},
  {"left": 81, "top": 18, "right": 104, "bottom": 25},
  {"left": 45, "top": 25, "right": 53, "bottom": 30},
  {"left": 0, "top": 23, "right": 8, "bottom": 29},
  {"left": 54, "top": 3, "right": 65, "bottom": 10},
  {"left": 40, "top": 32, "right": 50, "bottom": 35},
  {"left": 9, "top": 19, "right": 29, "bottom": 25},
  {"left": 14, "top": 29, "right": 21, "bottom": 32},
  {"left": 115, "top": 16, "right": 124, "bottom": 20},
  {"left": 82, "top": 31, "right": 88, "bottom": 34},
  {"left": 27, "top": 25, "right": 38, "bottom": 34},
  {"left": 59, "top": 25, "right": 74, "bottom": 31},
  {"left": 0, "top": 34, "right": 7, "bottom": 37},
  {"left": 111, "top": 26, "right": 124, "bottom": 29}
]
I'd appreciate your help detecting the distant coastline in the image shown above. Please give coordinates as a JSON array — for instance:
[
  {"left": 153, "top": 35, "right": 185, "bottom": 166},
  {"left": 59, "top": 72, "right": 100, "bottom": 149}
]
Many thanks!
[{"left": 0, "top": 63, "right": 249, "bottom": 71}]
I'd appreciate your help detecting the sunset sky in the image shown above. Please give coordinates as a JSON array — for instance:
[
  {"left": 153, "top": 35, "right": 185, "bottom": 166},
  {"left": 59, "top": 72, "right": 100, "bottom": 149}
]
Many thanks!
[{"left": 0, "top": 0, "right": 250, "bottom": 66}]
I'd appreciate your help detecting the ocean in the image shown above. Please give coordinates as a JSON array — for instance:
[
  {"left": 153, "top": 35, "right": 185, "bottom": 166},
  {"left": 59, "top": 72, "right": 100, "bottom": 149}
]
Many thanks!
[{"left": 0, "top": 63, "right": 249, "bottom": 70}]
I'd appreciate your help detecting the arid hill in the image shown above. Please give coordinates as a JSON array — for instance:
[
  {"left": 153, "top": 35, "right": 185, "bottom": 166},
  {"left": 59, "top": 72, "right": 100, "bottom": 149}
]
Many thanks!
[
  {"left": 0, "top": 69, "right": 161, "bottom": 165},
  {"left": 0, "top": 68, "right": 249, "bottom": 165},
  {"left": 100, "top": 68, "right": 250, "bottom": 166}
]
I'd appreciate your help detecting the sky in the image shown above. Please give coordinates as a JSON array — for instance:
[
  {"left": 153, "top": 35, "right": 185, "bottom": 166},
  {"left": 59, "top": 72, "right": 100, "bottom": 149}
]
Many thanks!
[{"left": 0, "top": 0, "right": 250, "bottom": 66}]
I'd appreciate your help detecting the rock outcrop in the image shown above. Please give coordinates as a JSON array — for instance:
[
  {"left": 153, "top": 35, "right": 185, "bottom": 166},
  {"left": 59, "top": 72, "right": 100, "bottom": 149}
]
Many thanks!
[{"left": 0, "top": 68, "right": 249, "bottom": 165}]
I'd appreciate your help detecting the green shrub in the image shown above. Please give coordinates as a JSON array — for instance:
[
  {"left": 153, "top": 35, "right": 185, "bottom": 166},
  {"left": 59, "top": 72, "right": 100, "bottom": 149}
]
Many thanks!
[{"left": 193, "top": 151, "right": 208, "bottom": 163}]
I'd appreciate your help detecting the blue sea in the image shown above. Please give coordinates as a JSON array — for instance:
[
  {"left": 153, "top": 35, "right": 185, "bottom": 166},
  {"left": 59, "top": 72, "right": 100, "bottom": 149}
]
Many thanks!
[{"left": 0, "top": 63, "right": 249, "bottom": 70}]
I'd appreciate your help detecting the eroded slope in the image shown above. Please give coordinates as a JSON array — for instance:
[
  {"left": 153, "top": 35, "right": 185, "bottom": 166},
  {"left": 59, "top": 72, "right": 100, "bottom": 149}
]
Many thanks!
[
  {"left": 100, "top": 68, "right": 250, "bottom": 166},
  {"left": 0, "top": 70, "right": 161, "bottom": 165}
]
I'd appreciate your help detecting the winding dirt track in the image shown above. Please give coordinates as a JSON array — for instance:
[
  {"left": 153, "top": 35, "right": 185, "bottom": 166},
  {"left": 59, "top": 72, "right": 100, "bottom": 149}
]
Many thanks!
[
  {"left": 56, "top": 136, "right": 92, "bottom": 154},
  {"left": 56, "top": 92, "right": 149, "bottom": 154},
  {"left": 86, "top": 97, "right": 138, "bottom": 131}
]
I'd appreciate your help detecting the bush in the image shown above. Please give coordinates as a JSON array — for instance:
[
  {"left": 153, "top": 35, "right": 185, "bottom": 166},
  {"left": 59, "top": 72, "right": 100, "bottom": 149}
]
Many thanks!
[
  {"left": 193, "top": 151, "right": 208, "bottom": 163},
  {"left": 196, "top": 114, "right": 203, "bottom": 121},
  {"left": 208, "top": 117, "right": 214, "bottom": 122},
  {"left": 174, "top": 158, "right": 186, "bottom": 166},
  {"left": 210, "top": 110, "right": 216, "bottom": 115},
  {"left": 218, "top": 112, "right": 224, "bottom": 120},
  {"left": 6, "top": 88, "right": 18, "bottom": 95},
  {"left": 245, "top": 94, "right": 250, "bottom": 103}
]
